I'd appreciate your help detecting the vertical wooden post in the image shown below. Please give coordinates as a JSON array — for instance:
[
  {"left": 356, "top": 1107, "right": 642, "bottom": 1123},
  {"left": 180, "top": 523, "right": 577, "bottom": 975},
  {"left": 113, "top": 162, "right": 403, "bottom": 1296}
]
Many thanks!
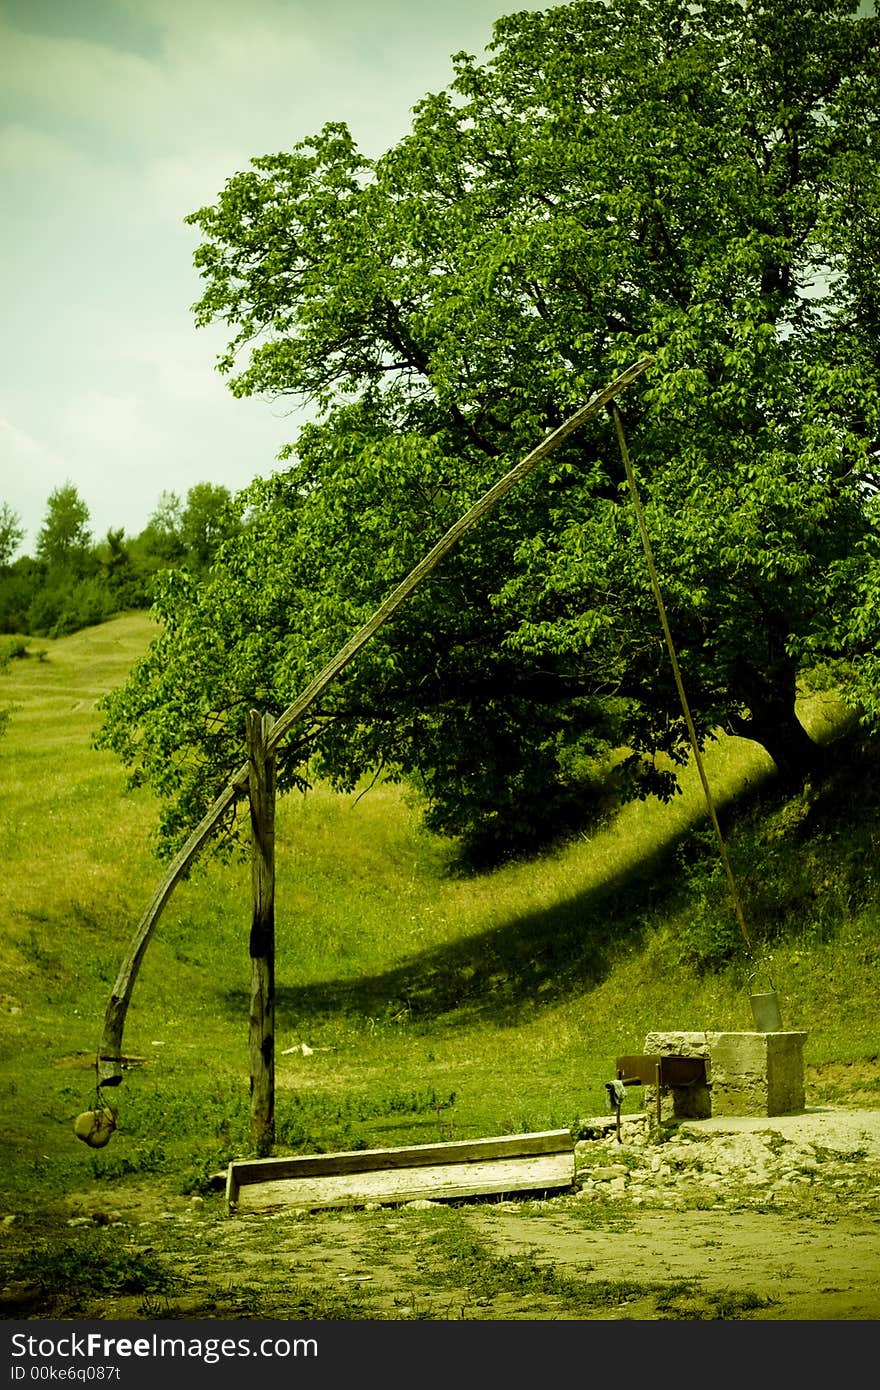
[{"left": 247, "top": 709, "right": 276, "bottom": 1154}]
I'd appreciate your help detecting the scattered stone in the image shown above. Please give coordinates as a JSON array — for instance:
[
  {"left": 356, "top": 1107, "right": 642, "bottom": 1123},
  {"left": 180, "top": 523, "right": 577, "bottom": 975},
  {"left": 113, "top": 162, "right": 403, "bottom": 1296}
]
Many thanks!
[
  {"left": 591, "top": 1164, "right": 628, "bottom": 1181},
  {"left": 568, "top": 1109, "right": 880, "bottom": 1214}
]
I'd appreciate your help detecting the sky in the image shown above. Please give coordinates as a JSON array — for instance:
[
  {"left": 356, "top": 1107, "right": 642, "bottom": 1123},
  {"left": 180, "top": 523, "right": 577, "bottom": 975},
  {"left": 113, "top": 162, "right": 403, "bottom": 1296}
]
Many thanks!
[{"left": 0, "top": 0, "right": 549, "bottom": 555}]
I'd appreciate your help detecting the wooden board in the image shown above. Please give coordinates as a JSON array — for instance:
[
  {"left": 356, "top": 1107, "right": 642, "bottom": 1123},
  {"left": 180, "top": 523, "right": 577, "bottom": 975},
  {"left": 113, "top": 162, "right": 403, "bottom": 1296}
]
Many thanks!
[
  {"left": 226, "top": 1129, "right": 575, "bottom": 1214},
  {"left": 616, "top": 1054, "right": 709, "bottom": 1087},
  {"left": 616, "top": 1054, "right": 662, "bottom": 1085}
]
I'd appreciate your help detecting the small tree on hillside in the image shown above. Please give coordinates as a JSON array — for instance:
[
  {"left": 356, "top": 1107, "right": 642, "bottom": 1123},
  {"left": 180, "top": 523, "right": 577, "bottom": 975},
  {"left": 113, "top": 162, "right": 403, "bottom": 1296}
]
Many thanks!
[
  {"left": 36, "top": 483, "right": 93, "bottom": 575},
  {"left": 132, "top": 491, "right": 187, "bottom": 573},
  {"left": 0, "top": 504, "right": 24, "bottom": 569},
  {"left": 181, "top": 483, "right": 239, "bottom": 572}
]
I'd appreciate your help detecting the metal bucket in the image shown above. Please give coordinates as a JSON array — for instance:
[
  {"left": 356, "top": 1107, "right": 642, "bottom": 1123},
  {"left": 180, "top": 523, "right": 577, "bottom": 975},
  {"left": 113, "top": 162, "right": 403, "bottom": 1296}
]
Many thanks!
[{"left": 749, "top": 975, "right": 783, "bottom": 1032}]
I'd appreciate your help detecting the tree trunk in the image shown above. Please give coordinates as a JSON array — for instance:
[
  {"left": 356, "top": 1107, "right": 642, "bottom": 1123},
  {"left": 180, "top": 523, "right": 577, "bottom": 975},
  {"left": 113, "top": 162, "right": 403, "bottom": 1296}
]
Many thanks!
[
  {"left": 740, "top": 701, "right": 824, "bottom": 787},
  {"left": 729, "top": 655, "right": 825, "bottom": 788}
]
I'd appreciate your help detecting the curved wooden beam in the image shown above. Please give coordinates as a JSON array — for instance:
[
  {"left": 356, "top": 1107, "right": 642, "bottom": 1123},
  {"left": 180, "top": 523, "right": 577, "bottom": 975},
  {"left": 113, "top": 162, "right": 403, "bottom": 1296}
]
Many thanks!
[
  {"left": 96, "top": 355, "right": 654, "bottom": 1086},
  {"left": 265, "top": 355, "right": 655, "bottom": 755}
]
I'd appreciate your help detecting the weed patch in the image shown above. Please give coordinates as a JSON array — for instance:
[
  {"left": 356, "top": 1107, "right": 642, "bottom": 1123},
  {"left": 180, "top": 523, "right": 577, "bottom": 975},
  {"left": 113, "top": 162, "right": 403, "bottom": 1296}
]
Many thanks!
[
  {"left": 418, "top": 1212, "right": 591, "bottom": 1310},
  {"left": 655, "top": 1284, "right": 777, "bottom": 1319},
  {"left": 5, "top": 1236, "right": 176, "bottom": 1315}
]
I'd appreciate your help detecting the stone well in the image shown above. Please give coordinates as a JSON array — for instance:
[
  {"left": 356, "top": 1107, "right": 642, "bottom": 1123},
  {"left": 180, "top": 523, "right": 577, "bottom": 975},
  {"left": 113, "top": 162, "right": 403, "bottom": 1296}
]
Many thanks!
[{"left": 642, "top": 1030, "right": 808, "bottom": 1120}]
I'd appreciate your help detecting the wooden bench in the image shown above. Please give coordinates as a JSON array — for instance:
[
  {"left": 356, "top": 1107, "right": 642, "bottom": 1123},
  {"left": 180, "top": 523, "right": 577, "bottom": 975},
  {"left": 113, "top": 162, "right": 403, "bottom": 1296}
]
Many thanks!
[{"left": 615, "top": 1054, "right": 709, "bottom": 1123}]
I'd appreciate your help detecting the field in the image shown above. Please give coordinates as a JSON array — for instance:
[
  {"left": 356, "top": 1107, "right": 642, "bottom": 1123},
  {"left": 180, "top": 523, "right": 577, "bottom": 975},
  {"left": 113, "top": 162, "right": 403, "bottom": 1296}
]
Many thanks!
[{"left": 1, "top": 612, "right": 879, "bottom": 1320}]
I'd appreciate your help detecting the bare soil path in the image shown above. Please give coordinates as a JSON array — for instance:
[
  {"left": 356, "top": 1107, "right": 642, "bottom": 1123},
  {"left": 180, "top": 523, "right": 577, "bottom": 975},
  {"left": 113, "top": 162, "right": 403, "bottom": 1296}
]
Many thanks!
[{"left": 3, "top": 1105, "right": 879, "bottom": 1321}]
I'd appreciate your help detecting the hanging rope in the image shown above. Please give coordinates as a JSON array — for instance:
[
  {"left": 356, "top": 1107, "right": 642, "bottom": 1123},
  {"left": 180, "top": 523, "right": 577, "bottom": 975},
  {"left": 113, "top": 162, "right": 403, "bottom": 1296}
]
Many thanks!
[{"left": 608, "top": 402, "right": 755, "bottom": 962}]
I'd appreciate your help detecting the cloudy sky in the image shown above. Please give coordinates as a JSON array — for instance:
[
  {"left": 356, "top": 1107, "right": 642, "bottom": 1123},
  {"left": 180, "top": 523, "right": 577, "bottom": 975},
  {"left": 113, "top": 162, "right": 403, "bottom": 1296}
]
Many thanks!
[{"left": 1, "top": 0, "right": 547, "bottom": 555}]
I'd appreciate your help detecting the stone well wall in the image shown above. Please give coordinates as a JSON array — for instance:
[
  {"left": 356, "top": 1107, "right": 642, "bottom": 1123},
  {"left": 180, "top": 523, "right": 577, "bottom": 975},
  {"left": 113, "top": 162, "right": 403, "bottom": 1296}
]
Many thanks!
[{"left": 642, "top": 1031, "right": 807, "bottom": 1120}]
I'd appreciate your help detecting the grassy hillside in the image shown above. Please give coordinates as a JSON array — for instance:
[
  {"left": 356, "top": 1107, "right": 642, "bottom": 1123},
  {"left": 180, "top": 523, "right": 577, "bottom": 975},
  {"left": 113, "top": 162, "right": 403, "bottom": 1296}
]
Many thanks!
[{"left": 1, "top": 613, "right": 878, "bottom": 1211}]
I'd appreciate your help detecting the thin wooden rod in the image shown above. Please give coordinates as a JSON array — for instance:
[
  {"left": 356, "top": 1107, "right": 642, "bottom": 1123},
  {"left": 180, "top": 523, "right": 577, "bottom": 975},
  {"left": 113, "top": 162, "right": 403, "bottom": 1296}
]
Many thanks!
[
  {"left": 609, "top": 401, "right": 754, "bottom": 960},
  {"left": 95, "top": 357, "right": 653, "bottom": 1085}
]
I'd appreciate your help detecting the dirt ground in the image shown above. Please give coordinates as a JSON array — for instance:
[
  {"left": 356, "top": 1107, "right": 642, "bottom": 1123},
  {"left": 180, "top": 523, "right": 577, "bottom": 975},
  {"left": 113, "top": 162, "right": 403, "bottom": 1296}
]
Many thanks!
[{"left": 3, "top": 1101, "right": 880, "bottom": 1321}]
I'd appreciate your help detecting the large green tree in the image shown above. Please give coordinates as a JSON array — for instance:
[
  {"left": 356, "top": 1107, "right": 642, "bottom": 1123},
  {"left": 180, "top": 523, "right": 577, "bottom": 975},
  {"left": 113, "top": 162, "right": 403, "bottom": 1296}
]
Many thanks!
[{"left": 98, "top": 0, "right": 880, "bottom": 860}]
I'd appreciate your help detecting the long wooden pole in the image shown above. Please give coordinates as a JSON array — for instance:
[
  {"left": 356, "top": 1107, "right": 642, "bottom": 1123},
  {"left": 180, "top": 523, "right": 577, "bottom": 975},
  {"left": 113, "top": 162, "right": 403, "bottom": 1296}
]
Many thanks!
[
  {"left": 263, "top": 357, "right": 655, "bottom": 756},
  {"left": 247, "top": 710, "right": 276, "bottom": 1153},
  {"left": 96, "top": 355, "right": 653, "bottom": 1086}
]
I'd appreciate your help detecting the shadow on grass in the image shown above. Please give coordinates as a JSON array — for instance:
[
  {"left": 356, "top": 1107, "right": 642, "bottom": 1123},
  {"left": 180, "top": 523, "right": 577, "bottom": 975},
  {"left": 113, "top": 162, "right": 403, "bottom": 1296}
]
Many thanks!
[
  {"left": 224, "top": 761, "right": 792, "bottom": 1031},
  {"left": 215, "top": 719, "right": 874, "bottom": 1035},
  {"left": 260, "top": 720, "right": 880, "bottom": 1031}
]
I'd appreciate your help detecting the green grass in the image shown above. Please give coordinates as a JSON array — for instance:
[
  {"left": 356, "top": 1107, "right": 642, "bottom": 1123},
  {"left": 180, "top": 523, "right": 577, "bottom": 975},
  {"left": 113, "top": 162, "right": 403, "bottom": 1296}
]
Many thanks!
[
  {"left": 13, "top": 1237, "right": 175, "bottom": 1297},
  {"left": 0, "top": 612, "right": 878, "bottom": 1216},
  {"left": 3, "top": 1234, "right": 177, "bottom": 1317}
]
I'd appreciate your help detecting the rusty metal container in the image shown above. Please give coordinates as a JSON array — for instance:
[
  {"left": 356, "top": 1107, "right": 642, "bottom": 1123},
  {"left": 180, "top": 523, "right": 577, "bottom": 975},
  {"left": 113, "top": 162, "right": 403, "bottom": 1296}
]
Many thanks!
[{"left": 749, "top": 976, "right": 783, "bottom": 1032}]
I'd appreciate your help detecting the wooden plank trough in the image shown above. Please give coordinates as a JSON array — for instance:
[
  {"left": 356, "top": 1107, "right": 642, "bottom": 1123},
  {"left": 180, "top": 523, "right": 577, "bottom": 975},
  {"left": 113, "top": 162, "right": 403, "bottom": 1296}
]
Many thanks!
[{"left": 226, "top": 1129, "right": 575, "bottom": 1215}]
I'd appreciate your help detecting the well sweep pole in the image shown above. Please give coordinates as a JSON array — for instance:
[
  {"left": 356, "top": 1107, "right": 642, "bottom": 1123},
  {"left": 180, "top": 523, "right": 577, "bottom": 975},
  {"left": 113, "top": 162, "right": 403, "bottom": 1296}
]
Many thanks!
[{"left": 96, "top": 356, "right": 654, "bottom": 1086}]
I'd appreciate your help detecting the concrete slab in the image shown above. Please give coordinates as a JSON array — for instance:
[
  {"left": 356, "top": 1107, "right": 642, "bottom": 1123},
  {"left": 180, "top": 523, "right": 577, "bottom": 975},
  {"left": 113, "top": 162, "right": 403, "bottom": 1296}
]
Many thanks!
[{"left": 675, "top": 1106, "right": 880, "bottom": 1148}]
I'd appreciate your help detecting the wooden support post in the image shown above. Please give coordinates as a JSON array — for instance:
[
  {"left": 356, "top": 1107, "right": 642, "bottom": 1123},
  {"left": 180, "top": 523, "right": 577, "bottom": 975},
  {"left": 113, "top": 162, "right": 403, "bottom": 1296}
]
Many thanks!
[{"left": 247, "top": 710, "right": 276, "bottom": 1155}]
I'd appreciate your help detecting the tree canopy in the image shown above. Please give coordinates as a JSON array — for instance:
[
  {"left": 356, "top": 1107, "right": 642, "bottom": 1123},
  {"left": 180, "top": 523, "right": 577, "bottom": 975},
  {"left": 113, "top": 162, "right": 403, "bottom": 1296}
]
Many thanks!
[{"left": 97, "top": 0, "right": 880, "bottom": 862}]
